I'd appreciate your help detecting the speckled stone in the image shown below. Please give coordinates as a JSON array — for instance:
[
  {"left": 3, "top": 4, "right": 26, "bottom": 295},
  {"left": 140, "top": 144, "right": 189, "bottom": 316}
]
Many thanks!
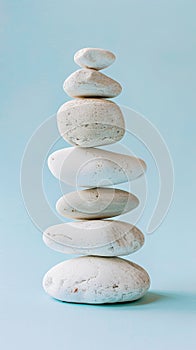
[
  {"left": 57, "top": 99, "right": 125, "bottom": 147},
  {"left": 56, "top": 188, "right": 139, "bottom": 220},
  {"left": 43, "top": 256, "right": 150, "bottom": 304},
  {"left": 43, "top": 220, "right": 144, "bottom": 256},
  {"left": 63, "top": 69, "right": 122, "bottom": 98},
  {"left": 48, "top": 147, "right": 146, "bottom": 187}
]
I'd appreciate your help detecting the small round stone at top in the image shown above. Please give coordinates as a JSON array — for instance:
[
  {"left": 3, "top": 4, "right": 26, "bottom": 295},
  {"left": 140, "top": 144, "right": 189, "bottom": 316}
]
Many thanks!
[{"left": 74, "top": 47, "right": 116, "bottom": 70}]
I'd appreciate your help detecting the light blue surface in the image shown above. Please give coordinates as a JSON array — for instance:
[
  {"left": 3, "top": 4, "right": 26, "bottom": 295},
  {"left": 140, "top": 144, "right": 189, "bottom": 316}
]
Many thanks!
[{"left": 1, "top": 0, "right": 196, "bottom": 349}]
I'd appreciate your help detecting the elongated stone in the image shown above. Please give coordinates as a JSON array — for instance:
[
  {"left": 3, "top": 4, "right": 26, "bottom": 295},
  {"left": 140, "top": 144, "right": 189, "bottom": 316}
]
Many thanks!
[
  {"left": 56, "top": 188, "right": 139, "bottom": 220},
  {"left": 43, "top": 220, "right": 144, "bottom": 256},
  {"left": 48, "top": 147, "right": 146, "bottom": 187}
]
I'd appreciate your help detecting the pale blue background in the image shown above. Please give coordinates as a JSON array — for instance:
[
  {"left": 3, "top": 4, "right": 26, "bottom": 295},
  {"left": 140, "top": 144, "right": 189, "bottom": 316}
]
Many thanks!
[{"left": 1, "top": 0, "right": 196, "bottom": 349}]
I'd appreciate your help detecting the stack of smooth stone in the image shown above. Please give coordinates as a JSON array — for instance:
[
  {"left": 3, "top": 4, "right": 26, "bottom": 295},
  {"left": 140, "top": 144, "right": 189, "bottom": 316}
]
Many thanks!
[{"left": 43, "top": 48, "right": 150, "bottom": 304}]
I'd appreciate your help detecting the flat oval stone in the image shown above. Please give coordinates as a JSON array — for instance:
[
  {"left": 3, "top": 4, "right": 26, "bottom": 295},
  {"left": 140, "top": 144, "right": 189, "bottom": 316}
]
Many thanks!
[
  {"left": 57, "top": 99, "right": 125, "bottom": 147},
  {"left": 63, "top": 69, "right": 122, "bottom": 98},
  {"left": 74, "top": 48, "right": 116, "bottom": 70},
  {"left": 48, "top": 147, "right": 146, "bottom": 187},
  {"left": 56, "top": 188, "right": 139, "bottom": 220},
  {"left": 43, "top": 256, "right": 150, "bottom": 304},
  {"left": 43, "top": 220, "right": 144, "bottom": 256}
]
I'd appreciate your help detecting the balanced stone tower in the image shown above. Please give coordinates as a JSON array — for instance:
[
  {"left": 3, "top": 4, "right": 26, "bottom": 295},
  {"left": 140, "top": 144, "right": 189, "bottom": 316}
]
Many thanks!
[{"left": 43, "top": 48, "right": 150, "bottom": 304}]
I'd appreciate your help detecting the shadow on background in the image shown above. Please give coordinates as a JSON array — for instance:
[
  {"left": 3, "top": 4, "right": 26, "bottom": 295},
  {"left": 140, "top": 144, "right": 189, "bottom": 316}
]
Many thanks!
[
  {"left": 98, "top": 290, "right": 196, "bottom": 312},
  {"left": 53, "top": 290, "right": 196, "bottom": 313}
]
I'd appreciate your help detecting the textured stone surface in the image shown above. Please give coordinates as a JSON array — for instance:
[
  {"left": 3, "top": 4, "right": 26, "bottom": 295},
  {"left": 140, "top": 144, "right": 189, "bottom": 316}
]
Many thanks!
[
  {"left": 43, "top": 256, "right": 150, "bottom": 304},
  {"left": 56, "top": 188, "right": 139, "bottom": 220},
  {"left": 57, "top": 99, "right": 125, "bottom": 147},
  {"left": 74, "top": 48, "right": 116, "bottom": 70},
  {"left": 48, "top": 147, "right": 146, "bottom": 187},
  {"left": 43, "top": 220, "right": 144, "bottom": 256},
  {"left": 63, "top": 69, "right": 122, "bottom": 98}
]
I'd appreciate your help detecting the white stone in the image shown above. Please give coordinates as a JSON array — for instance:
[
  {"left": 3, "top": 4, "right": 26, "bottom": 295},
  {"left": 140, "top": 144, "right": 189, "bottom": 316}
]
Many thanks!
[
  {"left": 63, "top": 69, "right": 122, "bottom": 98},
  {"left": 56, "top": 188, "right": 139, "bottom": 220},
  {"left": 74, "top": 48, "right": 116, "bottom": 70},
  {"left": 57, "top": 99, "right": 125, "bottom": 147},
  {"left": 43, "top": 256, "right": 150, "bottom": 304},
  {"left": 48, "top": 147, "right": 146, "bottom": 187},
  {"left": 43, "top": 220, "right": 144, "bottom": 256}
]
